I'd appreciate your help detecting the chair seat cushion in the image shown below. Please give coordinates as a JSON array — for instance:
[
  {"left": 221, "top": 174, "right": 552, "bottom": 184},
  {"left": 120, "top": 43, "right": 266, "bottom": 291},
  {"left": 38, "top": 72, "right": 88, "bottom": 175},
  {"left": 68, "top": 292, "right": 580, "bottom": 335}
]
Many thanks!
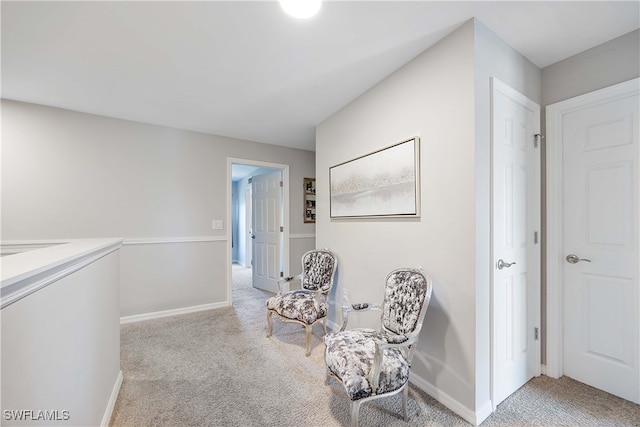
[
  {"left": 324, "top": 329, "right": 410, "bottom": 401},
  {"left": 266, "top": 290, "right": 327, "bottom": 325}
]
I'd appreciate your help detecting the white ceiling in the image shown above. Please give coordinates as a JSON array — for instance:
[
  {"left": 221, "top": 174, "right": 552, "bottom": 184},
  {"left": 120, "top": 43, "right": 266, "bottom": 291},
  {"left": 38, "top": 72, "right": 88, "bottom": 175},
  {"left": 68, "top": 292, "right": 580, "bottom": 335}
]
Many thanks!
[{"left": 2, "top": 1, "right": 638, "bottom": 152}]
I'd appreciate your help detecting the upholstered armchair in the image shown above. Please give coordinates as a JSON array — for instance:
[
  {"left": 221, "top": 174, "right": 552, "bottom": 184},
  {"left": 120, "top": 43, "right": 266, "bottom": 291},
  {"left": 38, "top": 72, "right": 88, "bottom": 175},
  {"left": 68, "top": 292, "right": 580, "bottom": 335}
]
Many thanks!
[
  {"left": 324, "top": 267, "right": 432, "bottom": 427},
  {"left": 266, "top": 249, "right": 338, "bottom": 356}
]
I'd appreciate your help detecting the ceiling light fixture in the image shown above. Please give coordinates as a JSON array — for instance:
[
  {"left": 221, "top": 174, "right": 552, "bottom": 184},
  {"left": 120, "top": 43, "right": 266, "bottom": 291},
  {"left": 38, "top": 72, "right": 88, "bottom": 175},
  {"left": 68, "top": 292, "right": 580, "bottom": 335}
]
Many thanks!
[{"left": 279, "top": 0, "right": 322, "bottom": 19}]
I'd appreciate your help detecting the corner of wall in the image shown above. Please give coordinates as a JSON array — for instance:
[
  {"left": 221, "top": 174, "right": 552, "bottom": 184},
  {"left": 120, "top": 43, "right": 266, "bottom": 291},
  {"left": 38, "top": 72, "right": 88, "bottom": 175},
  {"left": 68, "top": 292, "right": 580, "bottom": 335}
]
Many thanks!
[{"left": 100, "top": 370, "right": 123, "bottom": 427}]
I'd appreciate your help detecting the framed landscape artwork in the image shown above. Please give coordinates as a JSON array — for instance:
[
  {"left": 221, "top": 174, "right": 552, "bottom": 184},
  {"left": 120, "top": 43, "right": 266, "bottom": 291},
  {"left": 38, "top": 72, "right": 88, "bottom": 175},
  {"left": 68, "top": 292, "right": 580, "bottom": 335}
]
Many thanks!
[{"left": 330, "top": 137, "right": 420, "bottom": 218}]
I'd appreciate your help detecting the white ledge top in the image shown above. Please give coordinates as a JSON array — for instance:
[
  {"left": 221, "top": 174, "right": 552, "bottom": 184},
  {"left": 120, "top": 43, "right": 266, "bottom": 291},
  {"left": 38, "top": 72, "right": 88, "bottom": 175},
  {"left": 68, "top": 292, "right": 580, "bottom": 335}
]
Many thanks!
[{"left": 1, "top": 239, "right": 123, "bottom": 305}]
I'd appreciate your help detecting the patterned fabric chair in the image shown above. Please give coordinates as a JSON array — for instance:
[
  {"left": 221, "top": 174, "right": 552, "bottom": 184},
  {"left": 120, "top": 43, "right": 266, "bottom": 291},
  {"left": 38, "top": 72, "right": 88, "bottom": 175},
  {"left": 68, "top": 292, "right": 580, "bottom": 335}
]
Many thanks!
[
  {"left": 324, "top": 267, "right": 432, "bottom": 427},
  {"left": 266, "top": 249, "right": 338, "bottom": 356}
]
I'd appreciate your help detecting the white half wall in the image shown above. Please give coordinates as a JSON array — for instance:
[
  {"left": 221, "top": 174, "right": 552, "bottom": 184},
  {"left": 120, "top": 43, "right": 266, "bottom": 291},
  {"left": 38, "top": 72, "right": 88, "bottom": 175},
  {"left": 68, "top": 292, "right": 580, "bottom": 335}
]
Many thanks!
[{"left": 1, "top": 247, "right": 121, "bottom": 427}]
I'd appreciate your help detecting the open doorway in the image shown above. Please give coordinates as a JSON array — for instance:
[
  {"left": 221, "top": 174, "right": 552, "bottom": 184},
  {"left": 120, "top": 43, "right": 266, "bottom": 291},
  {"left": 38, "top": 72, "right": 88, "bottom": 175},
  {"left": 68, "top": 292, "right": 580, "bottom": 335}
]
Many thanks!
[{"left": 227, "top": 158, "right": 290, "bottom": 305}]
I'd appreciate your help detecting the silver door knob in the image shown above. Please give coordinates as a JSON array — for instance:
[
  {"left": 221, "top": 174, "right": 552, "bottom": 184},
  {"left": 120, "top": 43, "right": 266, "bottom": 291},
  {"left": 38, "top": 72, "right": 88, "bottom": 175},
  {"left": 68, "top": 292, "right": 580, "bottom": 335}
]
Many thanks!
[
  {"left": 497, "top": 259, "right": 516, "bottom": 270},
  {"left": 566, "top": 254, "right": 591, "bottom": 264}
]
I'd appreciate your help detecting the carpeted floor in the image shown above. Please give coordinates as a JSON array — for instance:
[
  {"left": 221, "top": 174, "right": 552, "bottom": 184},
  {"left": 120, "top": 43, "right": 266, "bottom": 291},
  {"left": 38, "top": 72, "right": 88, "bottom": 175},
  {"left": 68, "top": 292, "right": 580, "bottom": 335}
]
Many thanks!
[{"left": 110, "top": 264, "right": 640, "bottom": 426}]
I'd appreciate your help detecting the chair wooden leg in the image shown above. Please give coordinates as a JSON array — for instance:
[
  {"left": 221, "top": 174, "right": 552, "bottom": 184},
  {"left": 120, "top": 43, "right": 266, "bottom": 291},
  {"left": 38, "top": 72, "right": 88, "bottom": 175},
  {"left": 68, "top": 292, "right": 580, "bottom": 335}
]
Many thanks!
[
  {"left": 322, "top": 316, "right": 327, "bottom": 335},
  {"left": 325, "top": 367, "right": 331, "bottom": 386},
  {"left": 351, "top": 400, "right": 361, "bottom": 427},
  {"left": 305, "top": 325, "right": 312, "bottom": 356},
  {"left": 402, "top": 384, "right": 409, "bottom": 421},
  {"left": 266, "top": 310, "right": 273, "bottom": 337}
]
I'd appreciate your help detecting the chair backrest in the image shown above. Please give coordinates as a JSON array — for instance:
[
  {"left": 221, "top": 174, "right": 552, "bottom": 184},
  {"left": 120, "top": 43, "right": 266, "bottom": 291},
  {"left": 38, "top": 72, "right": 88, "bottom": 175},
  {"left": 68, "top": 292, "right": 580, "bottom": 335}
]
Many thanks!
[
  {"left": 380, "top": 268, "right": 432, "bottom": 338},
  {"left": 301, "top": 249, "right": 338, "bottom": 293}
]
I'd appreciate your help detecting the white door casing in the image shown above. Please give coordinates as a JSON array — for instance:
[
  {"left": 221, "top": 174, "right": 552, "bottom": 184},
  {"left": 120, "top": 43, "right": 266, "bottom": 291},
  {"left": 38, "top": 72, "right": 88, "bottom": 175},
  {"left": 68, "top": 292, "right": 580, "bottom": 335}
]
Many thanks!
[
  {"left": 491, "top": 78, "right": 541, "bottom": 408},
  {"left": 227, "top": 158, "right": 290, "bottom": 305},
  {"left": 546, "top": 78, "right": 639, "bottom": 403},
  {"left": 252, "top": 170, "right": 283, "bottom": 293}
]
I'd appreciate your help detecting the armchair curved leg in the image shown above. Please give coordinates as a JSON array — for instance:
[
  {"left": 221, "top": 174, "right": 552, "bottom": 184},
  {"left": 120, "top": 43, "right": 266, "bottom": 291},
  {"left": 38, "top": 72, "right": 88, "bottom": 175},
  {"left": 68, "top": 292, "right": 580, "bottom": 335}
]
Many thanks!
[
  {"left": 305, "top": 325, "right": 312, "bottom": 356},
  {"left": 325, "top": 367, "right": 331, "bottom": 386},
  {"left": 402, "top": 384, "right": 409, "bottom": 421},
  {"left": 351, "top": 400, "right": 361, "bottom": 427},
  {"left": 322, "top": 317, "right": 327, "bottom": 335},
  {"left": 266, "top": 310, "right": 273, "bottom": 338}
]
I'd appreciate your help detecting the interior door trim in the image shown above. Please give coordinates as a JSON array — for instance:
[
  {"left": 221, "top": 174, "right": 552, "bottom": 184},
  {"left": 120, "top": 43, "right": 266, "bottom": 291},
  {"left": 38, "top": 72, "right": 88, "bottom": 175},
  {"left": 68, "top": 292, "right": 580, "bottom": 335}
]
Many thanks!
[
  {"left": 226, "top": 157, "right": 290, "bottom": 305},
  {"left": 545, "top": 77, "right": 639, "bottom": 379}
]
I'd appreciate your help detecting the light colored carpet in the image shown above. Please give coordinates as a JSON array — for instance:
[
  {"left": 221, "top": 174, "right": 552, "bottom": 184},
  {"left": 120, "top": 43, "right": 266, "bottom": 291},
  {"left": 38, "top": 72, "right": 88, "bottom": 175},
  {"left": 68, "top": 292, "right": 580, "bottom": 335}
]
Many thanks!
[{"left": 110, "top": 264, "right": 640, "bottom": 426}]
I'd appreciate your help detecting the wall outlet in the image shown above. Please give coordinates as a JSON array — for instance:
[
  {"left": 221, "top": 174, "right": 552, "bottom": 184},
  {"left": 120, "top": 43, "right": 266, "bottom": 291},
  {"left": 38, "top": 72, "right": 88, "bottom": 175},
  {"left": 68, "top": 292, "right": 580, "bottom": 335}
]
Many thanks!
[{"left": 212, "top": 220, "right": 223, "bottom": 230}]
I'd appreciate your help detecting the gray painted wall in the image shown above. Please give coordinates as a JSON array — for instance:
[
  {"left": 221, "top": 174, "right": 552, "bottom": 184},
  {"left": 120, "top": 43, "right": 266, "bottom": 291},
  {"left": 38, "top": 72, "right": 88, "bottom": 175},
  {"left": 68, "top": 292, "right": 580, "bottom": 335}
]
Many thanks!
[
  {"left": 317, "top": 19, "right": 542, "bottom": 423},
  {"left": 318, "top": 20, "right": 477, "bottom": 416},
  {"left": 542, "top": 29, "right": 639, "bottom": 106},
  {"left": 1, "top": 99, "right": 316, "bottom": 316}
]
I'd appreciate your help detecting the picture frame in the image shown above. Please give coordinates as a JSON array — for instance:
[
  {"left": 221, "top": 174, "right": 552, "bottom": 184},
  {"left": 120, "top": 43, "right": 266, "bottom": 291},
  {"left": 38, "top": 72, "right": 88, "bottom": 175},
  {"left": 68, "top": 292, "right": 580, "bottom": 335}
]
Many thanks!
[
  {"left": 303, "top": 177, "right": 316, "bottom": 223},
  {"left": 329, "top": 137, "right": 420, "bottom": 219}
]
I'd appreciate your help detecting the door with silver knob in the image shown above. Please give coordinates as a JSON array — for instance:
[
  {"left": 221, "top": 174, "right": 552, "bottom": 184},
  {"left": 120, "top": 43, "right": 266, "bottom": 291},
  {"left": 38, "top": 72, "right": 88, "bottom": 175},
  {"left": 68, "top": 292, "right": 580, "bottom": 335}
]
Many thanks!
[
  {"left": 554, "top": 79, "right": 639, "bottom": 403},
  {"left": 491, "top": 78, "right": 541, "bottom": 407}
]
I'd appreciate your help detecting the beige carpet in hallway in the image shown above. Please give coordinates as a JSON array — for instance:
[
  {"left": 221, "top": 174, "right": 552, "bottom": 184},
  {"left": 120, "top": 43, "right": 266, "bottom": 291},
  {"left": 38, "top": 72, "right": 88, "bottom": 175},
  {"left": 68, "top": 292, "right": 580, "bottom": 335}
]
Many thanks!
[{"left": 109, "top": 264, "right": 640, "bottom": 426}]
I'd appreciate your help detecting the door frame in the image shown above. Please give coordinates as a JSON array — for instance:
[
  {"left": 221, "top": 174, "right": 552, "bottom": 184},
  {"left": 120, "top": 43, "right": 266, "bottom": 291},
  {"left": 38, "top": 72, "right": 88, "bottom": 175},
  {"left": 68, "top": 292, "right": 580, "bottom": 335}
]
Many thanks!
[
  {"left": 545, "top": 77, "right": 639, "bottom": 379},
  {"left": 490, "top": 77, "right": 542, "bottom": 410},
  {"left": 226, "top": 158, "right": 290, "bottom": 304}
]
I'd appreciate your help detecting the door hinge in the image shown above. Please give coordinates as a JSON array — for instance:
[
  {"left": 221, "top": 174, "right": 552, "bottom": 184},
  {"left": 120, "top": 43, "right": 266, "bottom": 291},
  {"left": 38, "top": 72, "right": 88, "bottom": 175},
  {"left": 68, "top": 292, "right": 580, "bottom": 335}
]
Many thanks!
[
  {"left": 280, "top": 226, "right": 284, "bottom": 232},
  {"left": 534, "top": 231, "right": 539, "bottom": 244},
  {"left": 534, "top": 327, "right": 539, "bottom": 340},
  {"left": 280, "top": 181, "right": 283, "bottom": 187},
  {"left": 280, "top": 271, "right": 284, "bottom": 278},
  {"left": 248, "top": 177, "right": 252, "bottom": 184},
  {"left": 534, "top": 133, "right": 544, "bottom": 148}
]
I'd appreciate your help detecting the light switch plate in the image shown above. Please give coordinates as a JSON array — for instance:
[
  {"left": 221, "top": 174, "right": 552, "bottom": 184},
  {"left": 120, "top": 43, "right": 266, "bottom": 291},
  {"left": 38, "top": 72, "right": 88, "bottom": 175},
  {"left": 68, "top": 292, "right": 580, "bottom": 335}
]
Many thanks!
[{"left": 212, "top": 220, "right": 223, "bottom": 230}]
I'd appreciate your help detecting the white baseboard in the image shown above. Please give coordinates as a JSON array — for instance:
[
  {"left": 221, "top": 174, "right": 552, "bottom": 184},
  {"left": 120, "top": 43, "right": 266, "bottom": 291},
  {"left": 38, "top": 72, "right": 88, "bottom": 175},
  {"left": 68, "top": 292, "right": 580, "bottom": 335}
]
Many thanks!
[
  {"left": 475, "top": 399, "right": 493, "bottom": 426},
  {"left": 120, "top": 302, "right": 229, "bottom": 324},
  {"left": 101, "top": 370, "right": 123, "bottom": 427},
  {"left": 410, "top": 372, "right": 483, "bottom": 426}
]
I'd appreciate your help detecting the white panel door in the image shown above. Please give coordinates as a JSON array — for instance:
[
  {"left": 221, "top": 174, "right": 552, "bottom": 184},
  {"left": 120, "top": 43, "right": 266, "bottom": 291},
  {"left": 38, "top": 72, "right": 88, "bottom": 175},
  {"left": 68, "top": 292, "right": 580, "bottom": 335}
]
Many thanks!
[
  {"left": 252, "top": 171, "right": 282, "bottom": 293},
  {"left": 245, "top": 188, "right": 252, "bottom": 268},
  {"left": 492, "top": 78, "right": 541, "bottom": 407},
  {"left": 562, "top": 86, "right": 639, "bottom": 403}
]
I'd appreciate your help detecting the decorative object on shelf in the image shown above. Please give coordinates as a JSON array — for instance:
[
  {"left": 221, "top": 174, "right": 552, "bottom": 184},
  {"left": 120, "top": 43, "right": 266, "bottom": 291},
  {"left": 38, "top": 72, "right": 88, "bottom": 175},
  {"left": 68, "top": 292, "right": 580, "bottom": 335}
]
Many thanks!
[
  {"left": 303, "top": 177, "right": 316, "bottom": 223},
  {"left": 330, "top": 137, "right": 420, "bottom": 219}
]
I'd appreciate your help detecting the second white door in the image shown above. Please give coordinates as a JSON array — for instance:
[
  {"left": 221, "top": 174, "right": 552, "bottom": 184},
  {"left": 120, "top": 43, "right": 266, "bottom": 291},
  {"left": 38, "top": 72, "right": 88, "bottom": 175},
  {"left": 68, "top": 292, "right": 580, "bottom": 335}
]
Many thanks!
[
  {"left": 252, "top": 170, "right": 282, "bottom": 293},
  {"left": 557, "top": 79, "right": 639, "bottom": 403},
  {"left": 492, "top": 78, "right": 541, "bottom": 407}
]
